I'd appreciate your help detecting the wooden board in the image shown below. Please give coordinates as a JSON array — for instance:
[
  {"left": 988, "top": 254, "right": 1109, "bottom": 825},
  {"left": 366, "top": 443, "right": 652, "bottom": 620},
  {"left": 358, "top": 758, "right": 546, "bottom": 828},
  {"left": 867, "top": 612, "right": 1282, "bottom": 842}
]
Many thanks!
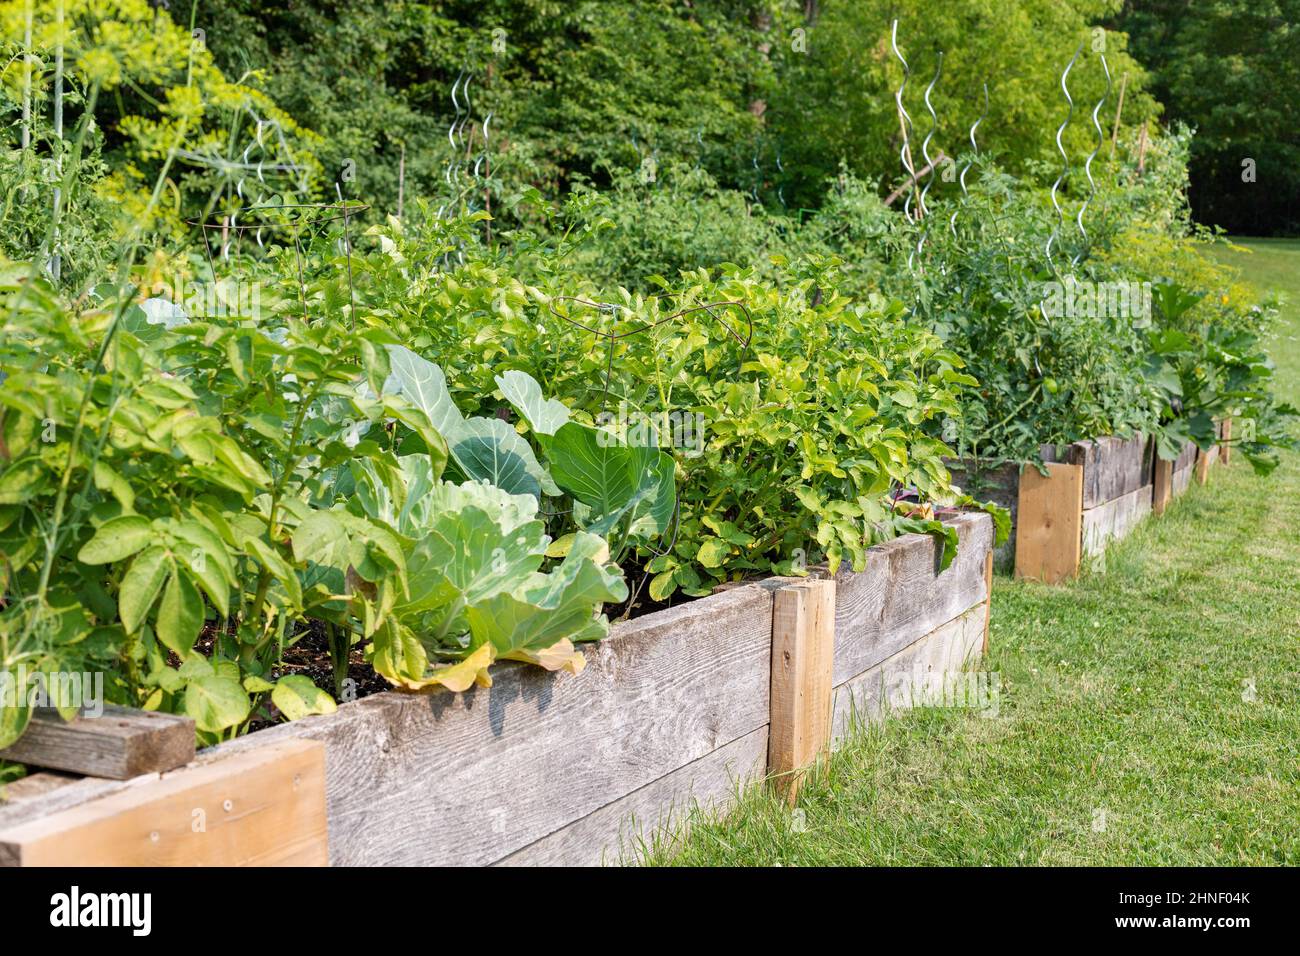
[
  {"left": 0, "top": 739, "right": 326, "bottom": 866},
  {"left": 1153, "top": 458, "right": 1173, "bottom": 515},
  {"left": 1082, "top": 484, "right": 1154, "bottom": 557},
  {"left": 1014, "top": 462, "right": 1084, "bottom": 584},
  {"left": 1067, "top": 433, "right": 1154, "bottom": 510},
  {"left": 827, "top": 512, "right": 992, "bottom": 685},
  {"left": 1220, "top": 418, "right": 1232, "bottom": 465},
  {"left": 1172, "top": 461, "right": 1195, "bottom": 497},
  {"left": 496, "top": 726, "right": 768, "bottom": 866},
  {"left": 1196, "top": 445, "right": 1216, "bottom": 484},
  {"left": 831, "top": 604, "right": 988, "bottom": 741},
  {"left": 982, "top": 551, "right": 993, "bottom": 655},
  {"left": 0, "top": 706, "right": 194, "bottom": 779},
  {"left": 768, "top": 580, "right": 836, "bottom": 801},
  {"left": 175, "top": 583, "right": 775, "bottom": 867}
]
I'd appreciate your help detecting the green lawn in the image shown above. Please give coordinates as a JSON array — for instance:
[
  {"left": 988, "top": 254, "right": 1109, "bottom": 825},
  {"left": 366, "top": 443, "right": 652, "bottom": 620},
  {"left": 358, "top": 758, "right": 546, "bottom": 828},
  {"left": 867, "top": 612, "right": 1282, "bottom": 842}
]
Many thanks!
[{"left": 646, "top": 238, "right": 1300, "bottom": 866}]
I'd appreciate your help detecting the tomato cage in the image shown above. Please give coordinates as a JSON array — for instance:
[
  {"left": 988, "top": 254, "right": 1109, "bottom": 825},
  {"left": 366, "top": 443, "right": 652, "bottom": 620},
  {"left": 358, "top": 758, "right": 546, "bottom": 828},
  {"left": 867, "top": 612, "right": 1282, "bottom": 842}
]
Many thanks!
[{"left": 185, "top": 202, "right": 369, "bottom": 325}]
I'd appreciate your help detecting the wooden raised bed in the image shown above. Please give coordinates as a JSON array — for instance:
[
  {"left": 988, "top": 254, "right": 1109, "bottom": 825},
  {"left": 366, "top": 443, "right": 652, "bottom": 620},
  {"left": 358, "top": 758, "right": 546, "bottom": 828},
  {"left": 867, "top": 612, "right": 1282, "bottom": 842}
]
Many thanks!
[
  {"left": 0, "top": 514, "right": 994, "bottom": 867},
  {"left": 951, "top": 433, "right": 1156, "bottom": 583}
]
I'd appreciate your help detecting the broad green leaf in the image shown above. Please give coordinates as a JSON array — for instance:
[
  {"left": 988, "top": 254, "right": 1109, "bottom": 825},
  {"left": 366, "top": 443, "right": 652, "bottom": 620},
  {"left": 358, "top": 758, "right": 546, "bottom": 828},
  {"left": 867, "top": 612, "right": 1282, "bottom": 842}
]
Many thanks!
[
  {"left": 77, "top": 515, "right": 154, "bottom": 565},
  {"left": 119, "top": 546, "right": 169, "bottom": 633},
  {"left": 155, "top": 564, "right": 204, "bottom": 658},
  {"left": 495, "top": 369, "right": 570, "bottom": 436},
  {"left": 272, "top": 675, "right": 338, "bottom": 720},
  {"left": 184, "top": 675, "right": 251, "bottom": 733}
]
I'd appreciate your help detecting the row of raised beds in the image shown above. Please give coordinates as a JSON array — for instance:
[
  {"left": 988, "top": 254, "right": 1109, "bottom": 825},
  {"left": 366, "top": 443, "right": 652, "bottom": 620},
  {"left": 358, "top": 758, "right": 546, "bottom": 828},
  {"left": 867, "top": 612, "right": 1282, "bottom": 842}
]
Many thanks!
[{"left": 1, "top": 10, "right": 1294, "bottom": 868}]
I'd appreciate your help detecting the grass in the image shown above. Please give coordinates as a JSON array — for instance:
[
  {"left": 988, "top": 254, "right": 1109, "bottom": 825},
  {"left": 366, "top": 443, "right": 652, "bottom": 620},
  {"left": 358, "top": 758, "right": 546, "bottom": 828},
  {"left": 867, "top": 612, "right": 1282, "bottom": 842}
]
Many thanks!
[{"left": 643, "top": 237, "right": 1300, "bottom": 866}]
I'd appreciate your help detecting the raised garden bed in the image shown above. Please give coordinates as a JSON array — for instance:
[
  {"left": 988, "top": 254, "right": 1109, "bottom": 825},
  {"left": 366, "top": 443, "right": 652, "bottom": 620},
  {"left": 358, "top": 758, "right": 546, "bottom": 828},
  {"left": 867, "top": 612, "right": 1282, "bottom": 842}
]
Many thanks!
[
  {"left": 950, "top": 432, "right": 1156, "bottom": 583},
  {"left": 0, "top": 514, "right": 994, "bottom": 867}
]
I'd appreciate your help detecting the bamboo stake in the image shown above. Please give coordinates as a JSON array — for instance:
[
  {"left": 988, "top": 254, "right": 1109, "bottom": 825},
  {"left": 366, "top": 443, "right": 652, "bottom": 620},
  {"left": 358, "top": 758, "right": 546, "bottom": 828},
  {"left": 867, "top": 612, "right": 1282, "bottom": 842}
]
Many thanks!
[
  {"left": 1109, "top": 72, "right": 1128, "bottom": 159},
  {"left": 884, "top": 150, "right": 946, "bottom": 208}
]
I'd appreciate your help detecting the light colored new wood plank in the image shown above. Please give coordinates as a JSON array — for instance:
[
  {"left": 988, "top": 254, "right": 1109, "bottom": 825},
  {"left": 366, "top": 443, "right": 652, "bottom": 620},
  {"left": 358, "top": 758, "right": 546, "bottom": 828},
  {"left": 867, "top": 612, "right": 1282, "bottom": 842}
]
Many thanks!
[
  {"left": 1014, "top": 462, "right": 1084, "bottom": 584},
  {"left": 496, "top": 726, "right": 768, "bottom": 867},
  {"left": 831, "top": 604, "right": 988, "bottom": 742},
  {"left": 827, "top": 512, "right": 992, "bottom": 685},
  {"left": 1221, "top": 418, "right": 1232, "bottom": 465},
  {"left": 768, "top": 580, "right": 836, "bottom": 801},
  {"left": 1196, "top": 445, "right": 1216, "bottom": 484},
  {"left": 982, "top": 550, "right": 993, "bottom": 655},
  {"left": 1153, "top": 458, "right": 1173, "bottom": 515},
  {"left": 0, "top": 739, "right": 326, "bottom": 867},
  {"left": 1082, "top": 483, "right": 1154, "bottom": 557},
  {"left": 0, "top": 706, "right": 194, "bottom": 780}
]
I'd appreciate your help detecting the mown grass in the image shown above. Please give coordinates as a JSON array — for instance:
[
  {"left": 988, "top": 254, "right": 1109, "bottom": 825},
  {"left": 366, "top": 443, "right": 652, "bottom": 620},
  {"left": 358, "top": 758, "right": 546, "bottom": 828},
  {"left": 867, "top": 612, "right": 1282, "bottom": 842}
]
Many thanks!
[{"left": 642, "top": 238, "right": 1300, "bottom": 866}]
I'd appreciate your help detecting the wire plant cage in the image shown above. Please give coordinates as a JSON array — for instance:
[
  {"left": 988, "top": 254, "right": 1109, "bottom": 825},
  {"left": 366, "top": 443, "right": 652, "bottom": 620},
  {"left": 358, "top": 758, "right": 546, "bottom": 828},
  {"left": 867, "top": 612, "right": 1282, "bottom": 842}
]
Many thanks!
[{"left": 185, "top": 202, "right": 369, "bottom": 326}]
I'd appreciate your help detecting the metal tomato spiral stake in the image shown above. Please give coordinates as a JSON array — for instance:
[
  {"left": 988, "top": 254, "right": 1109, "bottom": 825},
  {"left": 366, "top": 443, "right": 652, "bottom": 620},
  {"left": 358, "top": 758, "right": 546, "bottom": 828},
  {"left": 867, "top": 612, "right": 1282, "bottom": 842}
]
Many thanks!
[
  {"left": 912, "top": 50, "right": 943, "bottom": 271},
  {"left": 1046, "top": 41, "right": 1083, "bottom": 273},
  {"left": 1072, "top": 53, "right": 1112, "bottom": 268},
  {"left": 950, "top": 82, "right": 989, "bottom": 240},
  {"left": 891, "top": 20, "right": 919, "bottom": 227}
]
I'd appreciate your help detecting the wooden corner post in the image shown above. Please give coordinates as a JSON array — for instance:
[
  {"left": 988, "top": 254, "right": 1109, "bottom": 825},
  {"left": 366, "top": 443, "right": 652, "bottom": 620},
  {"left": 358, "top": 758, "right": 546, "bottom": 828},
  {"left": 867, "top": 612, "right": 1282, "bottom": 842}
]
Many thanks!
[
  {"left": 1153, "top": 457, "right": 1173, "bottom": 515},
  {"left": 1014, "top": 462, "right": 1084, "bottom": 584},
  {"left": 768, "top": 579, "right": 836, "bottom": 803}
]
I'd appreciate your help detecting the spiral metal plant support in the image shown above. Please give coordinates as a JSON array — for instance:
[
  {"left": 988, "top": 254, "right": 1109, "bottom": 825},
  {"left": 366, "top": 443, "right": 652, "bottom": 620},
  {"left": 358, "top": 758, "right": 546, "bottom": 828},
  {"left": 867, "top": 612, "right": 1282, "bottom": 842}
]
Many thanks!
[
  {"left": 1045, "top": 42, "right": 1083, "bottom": 273},
  {"left": 912, "top": 51, "right": 943, "bottom": 269},
  {"left": 950, "top": 82, "right": 989, "bottom": 239},
  {"left": 890, "top": 20, "right": 919, "bottom": 225},
  {"left": 1072, "top": 53, "right": 1112, "bottom": 268}
]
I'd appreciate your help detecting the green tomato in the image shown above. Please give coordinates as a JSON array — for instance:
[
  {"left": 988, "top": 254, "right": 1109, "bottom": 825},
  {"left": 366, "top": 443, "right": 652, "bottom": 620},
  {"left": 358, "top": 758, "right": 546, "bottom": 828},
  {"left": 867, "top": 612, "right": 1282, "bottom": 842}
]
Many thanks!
[{"left": 1043, "top": 377, "right": 1060, "bottom": 394}]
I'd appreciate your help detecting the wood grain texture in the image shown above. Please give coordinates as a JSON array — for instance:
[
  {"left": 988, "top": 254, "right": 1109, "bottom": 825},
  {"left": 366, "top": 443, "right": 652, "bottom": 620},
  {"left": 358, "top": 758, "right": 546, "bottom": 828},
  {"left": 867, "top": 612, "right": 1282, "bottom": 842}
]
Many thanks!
[
  {"left": 0, "top": 739, "right": 326, "bottom": 867},
  {"left": 768, "top": 580, "right": 836, "bottom": 800},
  {"left": 0, "top": 706, "right": 194, "bottom": 779},
  {"left": 1082, "top": 484, "right": 1154, "bottom": 557},
  {"left": 495, "top": 726, "right": 768, "bottom": 867},
  {"left": 982, "top": 551, "right": 993, "bottom": 655},
  {"left": 184, "top": 583, "right": 776, "bottom": 866},
  {"left": 831, "top": 604, "right": 988, "bottom": 742},
  {"left": 1067, "top": 433, "right": 1154, "bottom": 510},
  {"left": 1153, "top": 458, "right": 1173, "bottom": 515},
  {"left": 826, "top": 512, "right": 992, "bottom": 686},
  {"left": 1014, "top": 462, "right": 1084, "bottom": 584}
]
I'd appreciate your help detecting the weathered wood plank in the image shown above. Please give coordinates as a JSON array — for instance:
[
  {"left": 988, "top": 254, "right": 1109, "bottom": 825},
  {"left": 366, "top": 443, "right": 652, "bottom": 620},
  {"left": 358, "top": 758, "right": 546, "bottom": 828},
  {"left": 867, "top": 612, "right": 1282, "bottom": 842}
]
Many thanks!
[
  {"left": 768, "top": 580, "right": 836, "bottom": 801},
  {"left": 0, "top": 739, "right": 326, "bottom": 867},
  {"left": 831, "top": 604, "right": 988, "bottom": 741},
  {"left": 496, "top": 726, "right": 768, "bottom": 867},
  {"left": 189, "top": 583, "right": 776, "bottom": 866},
  {"left": 1067, "top": 433, "right": 1154, "bottom": 510},
  {"left": 0, "top": 771, "right": 78, "bottom": 807},
  {"left": 827, "top": 512, "right": 992, "bottom": 686},
  {"left": 982, "top": 551, "right": 993, "bottom": 655},
  {"left": 1082, "top": 483, "right": 1154, "bottom": 557},
  {"left": 1015, "top": 462, "right": 1084, "bottom": 584},
  {"left": 1220, "top": 418, "right": 1232, "bottom": 465},
  {"left": 1172, "top": 461, "right": 1195, "bottom": 497},
  {"left": 0, "top": 706, "right": 195, "bottom": 780}
]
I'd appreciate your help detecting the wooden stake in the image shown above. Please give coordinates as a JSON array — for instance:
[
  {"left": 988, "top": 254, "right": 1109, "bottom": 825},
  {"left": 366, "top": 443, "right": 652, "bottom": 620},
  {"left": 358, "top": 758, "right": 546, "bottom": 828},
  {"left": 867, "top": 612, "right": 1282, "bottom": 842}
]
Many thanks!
[
  {"left": 1221, "top": 418, "right": 1232, "bottom": 465},
  {"left": 1109, "top": 72, "right": 1128, "bottom": 159},
  {"left": 982, "top": 551, "right": 994, "bottom": 654},
  {"left": 1153, "top": 457, "right": 1173, "bottom": 515},
  {"left": 1136, "top": 119, "right": 1149, "bottom": 175},
  {"left": 884, "top": 150, "right": 947, "bottom": 209},
  {"left": 1014, "top": 463, "right": 1084, "bottom": 584},
  {"left": 768, "top": 579, "right": 836, "bottom": 803}
]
